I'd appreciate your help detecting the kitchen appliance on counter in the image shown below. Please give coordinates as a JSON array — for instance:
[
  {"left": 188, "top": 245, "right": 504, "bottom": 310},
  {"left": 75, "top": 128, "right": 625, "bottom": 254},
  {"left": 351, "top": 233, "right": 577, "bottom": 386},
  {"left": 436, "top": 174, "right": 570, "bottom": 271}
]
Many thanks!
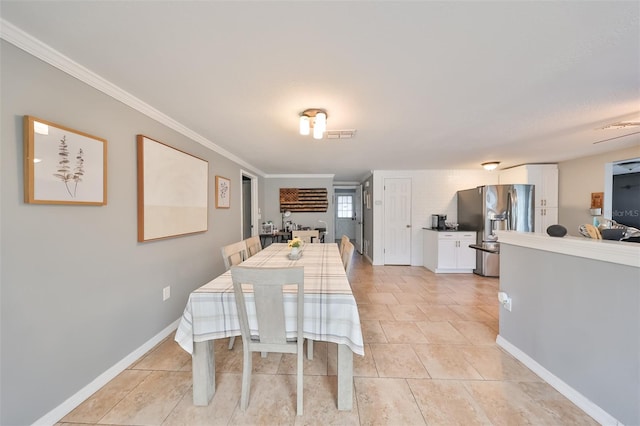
[
  {"left": 457, "top": 184, "right": 535, "bottom": 277},
  {"left": 431, "top": 214, "right": 447, "bottom": 230}
]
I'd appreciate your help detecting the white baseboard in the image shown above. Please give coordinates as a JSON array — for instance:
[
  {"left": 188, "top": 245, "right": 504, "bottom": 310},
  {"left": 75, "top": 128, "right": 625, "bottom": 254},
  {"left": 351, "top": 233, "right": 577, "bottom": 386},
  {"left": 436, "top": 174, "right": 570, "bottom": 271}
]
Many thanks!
[
  {"left": 496, "top": 335, "right": 622, "bottom": 426},
  {"left": 32, "top": 318, "right": 182, "bottom": 426}
]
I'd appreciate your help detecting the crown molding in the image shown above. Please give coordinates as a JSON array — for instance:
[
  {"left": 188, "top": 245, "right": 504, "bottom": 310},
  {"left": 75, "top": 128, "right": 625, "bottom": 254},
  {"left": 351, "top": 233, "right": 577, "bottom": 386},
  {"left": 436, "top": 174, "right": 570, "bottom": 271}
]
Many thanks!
[
  {"left": 265, "top": 174, "right": 335, "bottom": 179},
  {"left": 0, "top": 19, "right": 265, "bottom": 177}
]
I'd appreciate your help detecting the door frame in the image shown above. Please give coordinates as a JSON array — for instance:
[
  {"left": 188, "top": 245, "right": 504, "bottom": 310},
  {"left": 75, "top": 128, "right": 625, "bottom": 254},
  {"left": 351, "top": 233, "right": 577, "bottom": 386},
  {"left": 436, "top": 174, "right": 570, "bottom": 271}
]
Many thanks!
[
  {"left": 240, "top": 170, "right": 259, "bottom": 239},
  {"left": 333, "top": 184, "right": 363, "bottom": 253}
]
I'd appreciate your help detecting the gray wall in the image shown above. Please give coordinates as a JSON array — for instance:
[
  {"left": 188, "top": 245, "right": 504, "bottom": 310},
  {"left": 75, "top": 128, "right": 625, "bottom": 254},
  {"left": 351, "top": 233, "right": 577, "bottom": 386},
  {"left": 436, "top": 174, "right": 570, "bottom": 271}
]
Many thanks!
[
  {"left": 500, "top": 244, "right": 639, "bottom": 425},
  {"left": 262, "top": 176, "right": 334, "bottom": 240},
  {"left": 0, "top": 41, "right": 260, "bottom": 424}
]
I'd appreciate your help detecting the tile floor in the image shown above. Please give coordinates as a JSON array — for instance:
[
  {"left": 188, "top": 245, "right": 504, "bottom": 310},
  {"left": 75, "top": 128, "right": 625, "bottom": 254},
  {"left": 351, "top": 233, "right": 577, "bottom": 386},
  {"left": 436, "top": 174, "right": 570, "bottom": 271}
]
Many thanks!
[{"left": 57, "top": 254, "right": 598, "bottom": 425}]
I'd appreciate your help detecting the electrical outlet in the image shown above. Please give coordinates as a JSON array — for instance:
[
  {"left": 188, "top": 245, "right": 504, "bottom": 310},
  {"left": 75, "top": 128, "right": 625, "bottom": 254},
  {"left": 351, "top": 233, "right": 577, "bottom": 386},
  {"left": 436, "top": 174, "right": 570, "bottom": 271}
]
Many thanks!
[{"left": 163, "top": 286, "right": 170, "bottom": 301}]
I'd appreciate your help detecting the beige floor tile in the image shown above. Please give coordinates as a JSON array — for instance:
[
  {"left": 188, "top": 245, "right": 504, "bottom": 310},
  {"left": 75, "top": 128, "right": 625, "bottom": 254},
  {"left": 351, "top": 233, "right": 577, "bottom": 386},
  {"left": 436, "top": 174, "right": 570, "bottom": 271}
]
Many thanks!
[
  {"left": 369, "top": 343, "right": 429, "bottom": 378},
  {"left": 366, "top": 292, "right": 399, "bottom": 305},
  {"left": 412, "top": 344, "right": 483, "bottom": 380},
  {"left": 417, "top": 293, "right": 458, "bottom": 305},
  {"left": 131, "top": 337, "right": 192, "bottom": 372},
  {"left": 227, "top": 373, "right": 300, "bottom": 424},
  {"left": 162, "top": 372, "right": 241, "bottom": 426},
  {"left": 387, "top": 304, "right": 429, "bottom": 321},
  {"left": 464, "top": 380, "right": 566, "bottom": 426},
  {"left": 372, "top": 282, "right": 403, "bottom": 292},
  {"left": 357, "top": 303, "right": 395, "bottom": 321},
  {"left": 450, "top": 320, "right": 498, "bottom": 345},
  {"left": 98, "top": 371, "right": 191, "bottom": 425},
  {"left": 461, "top": 346, "right": 542, "bottom": 381},
  {"left": 61, "top": 369, "right": 151, "bottom": 423},
  {"left": 392, "top": 291, "right": 425, "bottom": 304},
  {"left": 408, "top": 379, "right": 492, "bottom": 425},
  {"left": 415, "top": 321, "right": 470, "bottom": 344},
  {"left": 355, "top": 377, "right": 426, "bottom": 425},
  {"left": 416, "top": 304, "right": 464, "bottom": 321},
  {"left": 360, "top": 320, "right": 389, "bottom": 344},
  {"left": 447, "top": 305, "right": 497, "bottom": 322},
  {"left": 379, "top": 321, "right": 429, "bottom": 344}
]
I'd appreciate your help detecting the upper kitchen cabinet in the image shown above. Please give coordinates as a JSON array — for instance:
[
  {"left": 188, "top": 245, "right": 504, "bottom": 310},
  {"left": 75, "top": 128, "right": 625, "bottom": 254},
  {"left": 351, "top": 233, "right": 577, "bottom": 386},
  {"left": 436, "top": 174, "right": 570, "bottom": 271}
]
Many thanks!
[{"left": 499, "top": 164, "right": 559, "bottom": 233}]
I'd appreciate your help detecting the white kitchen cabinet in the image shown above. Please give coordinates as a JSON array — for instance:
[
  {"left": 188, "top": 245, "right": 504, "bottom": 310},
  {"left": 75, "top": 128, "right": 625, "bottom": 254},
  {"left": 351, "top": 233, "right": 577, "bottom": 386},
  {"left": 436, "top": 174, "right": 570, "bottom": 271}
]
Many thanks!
[
  {"left": 536, "top": 207, "right": 558, "bottom": 233},
  {"left": 423, "top": 229, "right": 476, "bottom": 273},
  {"left": 499, "top": 164, "right": 558, "bottom": 233}
]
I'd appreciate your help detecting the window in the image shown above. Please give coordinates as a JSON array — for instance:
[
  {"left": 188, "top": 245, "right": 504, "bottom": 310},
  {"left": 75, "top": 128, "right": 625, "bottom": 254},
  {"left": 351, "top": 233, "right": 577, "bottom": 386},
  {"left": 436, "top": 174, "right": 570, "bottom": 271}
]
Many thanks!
[{"left": 337, "top": 195, "right": 353, "bottom": 218}]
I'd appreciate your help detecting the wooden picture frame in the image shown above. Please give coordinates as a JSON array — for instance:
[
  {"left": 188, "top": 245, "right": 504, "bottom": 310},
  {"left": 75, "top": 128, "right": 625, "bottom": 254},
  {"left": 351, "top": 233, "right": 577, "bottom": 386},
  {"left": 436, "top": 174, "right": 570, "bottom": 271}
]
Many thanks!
[
  {"left": 137, "top": 135, "right": 208, "bottom": 242},
  {"left": 23, "top": 115, "right": 107, "bottom": 205},
  {"left": 215, "top": 176, "right": 230, "bottom": 208}
]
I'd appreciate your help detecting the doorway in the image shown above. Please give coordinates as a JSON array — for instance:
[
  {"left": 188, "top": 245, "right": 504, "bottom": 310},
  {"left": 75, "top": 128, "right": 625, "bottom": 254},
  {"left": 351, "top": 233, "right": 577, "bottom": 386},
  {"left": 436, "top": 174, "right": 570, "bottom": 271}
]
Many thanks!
[
  {"left": 241, "top": 171, "right": 258, "bottom": 239},
  {"left": 334, "top": 185, "right": 363, "bottom": 253},
  {"left": 383, "top": 177, "right": 412, "bottom": 264}
]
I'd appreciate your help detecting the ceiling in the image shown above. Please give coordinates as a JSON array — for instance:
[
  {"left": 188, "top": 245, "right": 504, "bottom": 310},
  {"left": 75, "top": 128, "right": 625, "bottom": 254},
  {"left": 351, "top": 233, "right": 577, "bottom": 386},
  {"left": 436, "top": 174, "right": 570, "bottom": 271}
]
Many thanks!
[{"left": 1, "top": 1, "right": 639, "bottom": 182}]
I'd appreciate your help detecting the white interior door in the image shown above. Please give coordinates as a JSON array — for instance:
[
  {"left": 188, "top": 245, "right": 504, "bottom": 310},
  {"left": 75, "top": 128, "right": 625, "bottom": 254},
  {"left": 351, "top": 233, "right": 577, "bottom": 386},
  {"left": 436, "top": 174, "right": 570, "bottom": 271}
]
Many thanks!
[{"left": 383, "top": 178, "right": 412, "bottom": 265}]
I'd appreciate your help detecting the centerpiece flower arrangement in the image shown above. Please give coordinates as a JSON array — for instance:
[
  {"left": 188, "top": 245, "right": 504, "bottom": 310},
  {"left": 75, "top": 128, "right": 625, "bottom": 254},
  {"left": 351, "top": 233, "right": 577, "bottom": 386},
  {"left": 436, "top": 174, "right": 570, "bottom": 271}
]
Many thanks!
[{"left": 288, "top": 237, "right": 303, "bottom": 256}]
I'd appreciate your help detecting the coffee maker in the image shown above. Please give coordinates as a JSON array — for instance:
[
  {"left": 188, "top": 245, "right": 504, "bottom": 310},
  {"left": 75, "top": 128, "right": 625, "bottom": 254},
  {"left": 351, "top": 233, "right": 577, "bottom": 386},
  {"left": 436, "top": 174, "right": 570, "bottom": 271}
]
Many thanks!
[{"left": 431, "top": 214, "right": 447, "bottom": 230}]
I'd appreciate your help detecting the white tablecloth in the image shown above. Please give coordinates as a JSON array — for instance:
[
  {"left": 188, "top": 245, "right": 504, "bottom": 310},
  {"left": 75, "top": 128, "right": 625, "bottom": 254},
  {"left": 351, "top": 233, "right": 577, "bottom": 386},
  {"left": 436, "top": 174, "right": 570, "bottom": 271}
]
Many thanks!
[{"left": 175, "top": 243, "right": 364, "bottom": 356}]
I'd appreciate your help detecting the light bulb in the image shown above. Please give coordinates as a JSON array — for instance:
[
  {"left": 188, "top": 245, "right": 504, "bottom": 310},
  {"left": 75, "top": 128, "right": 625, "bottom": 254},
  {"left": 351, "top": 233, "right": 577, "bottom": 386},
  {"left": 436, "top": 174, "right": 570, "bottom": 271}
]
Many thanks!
[{"left": 299, "top": 116, "right": 310, "bottom": 135}]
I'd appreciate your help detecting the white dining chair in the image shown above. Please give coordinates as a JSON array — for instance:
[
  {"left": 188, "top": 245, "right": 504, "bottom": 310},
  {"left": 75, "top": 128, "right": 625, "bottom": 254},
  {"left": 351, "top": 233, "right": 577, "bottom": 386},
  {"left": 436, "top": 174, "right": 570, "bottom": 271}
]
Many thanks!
[
  {"left": 292, "top": 229, "right": 319, "bottom": 244},
  {"left": 341, "top": 240, "right": 355, "bottom": 275},
  {"left": 230, "top": 265, "right": 305, "bottom": 416},
  {"left": 221, "top": 240, "right": 248, "bottom": 350},
  {"left": 339, "top": 235, "right": 350, "bottom": 255},
  {"left": 244, "top": 235, "right": 262, "bottom": 257},
  {"left": 221, "top": 240, "right": 248, "bottom": 270}
]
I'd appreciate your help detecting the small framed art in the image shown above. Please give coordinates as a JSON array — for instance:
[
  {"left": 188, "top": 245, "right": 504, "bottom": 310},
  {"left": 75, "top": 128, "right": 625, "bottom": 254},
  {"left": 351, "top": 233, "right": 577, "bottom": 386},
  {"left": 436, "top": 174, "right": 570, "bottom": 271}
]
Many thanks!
[
  {"left": 23, "top": 115, "right": 107, "bottom": 205},
  {"left": 216, "top": 176, "right": 230, "bottom": 208}
]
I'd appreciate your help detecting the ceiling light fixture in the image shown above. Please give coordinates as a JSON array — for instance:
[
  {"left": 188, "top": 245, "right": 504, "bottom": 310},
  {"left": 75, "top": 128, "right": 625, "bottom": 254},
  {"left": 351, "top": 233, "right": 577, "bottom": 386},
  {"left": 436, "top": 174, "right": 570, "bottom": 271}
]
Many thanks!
[
  {"left": 299, "top": 108, "right": 328, "bottom": 140},
  {"left": 482, "top": 161, "right": 500, "bottom": 171}
]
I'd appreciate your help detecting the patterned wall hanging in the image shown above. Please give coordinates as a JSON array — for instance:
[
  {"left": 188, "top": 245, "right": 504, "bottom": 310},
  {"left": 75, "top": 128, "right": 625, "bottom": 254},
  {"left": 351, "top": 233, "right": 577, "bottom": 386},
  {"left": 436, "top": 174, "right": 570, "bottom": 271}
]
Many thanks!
[{"left": 280, "top": 188, "right": 328, "bottom": 212}]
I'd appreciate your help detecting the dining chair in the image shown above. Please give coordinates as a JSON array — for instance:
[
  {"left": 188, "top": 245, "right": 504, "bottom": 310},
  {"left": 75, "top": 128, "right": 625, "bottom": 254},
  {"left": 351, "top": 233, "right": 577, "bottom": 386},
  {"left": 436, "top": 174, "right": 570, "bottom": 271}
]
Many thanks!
[
  {"left": 230, "top": 265, "right": 305, "bottom": 416},
  {"left": 221, "top": 240, "right": 248, "bottom": 270},
  {"left": 292, "top": 229, "right": 319, "bottom": 244},
  {"left": 244, "top": 235, "right": 262, "bottom": 257},
  {"left": 341, "top": 240, "right": 355, "bottom": 275},
  {"left": 221, "top": 240, "right": 248, "bottom": 350},
  {"left": 339, "top": 235, "right": 350, "bottom": 255}
]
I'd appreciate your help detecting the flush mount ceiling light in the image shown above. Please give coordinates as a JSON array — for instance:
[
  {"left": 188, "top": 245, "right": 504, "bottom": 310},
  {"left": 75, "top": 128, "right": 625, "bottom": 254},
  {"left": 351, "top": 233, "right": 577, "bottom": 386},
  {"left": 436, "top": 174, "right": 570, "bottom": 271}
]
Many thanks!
[
  {"left": 482, "top": 162, "right": 500, "bottom": 171},
  {"left": 299, "top": 108, "right": 328, "bottom": 140}
]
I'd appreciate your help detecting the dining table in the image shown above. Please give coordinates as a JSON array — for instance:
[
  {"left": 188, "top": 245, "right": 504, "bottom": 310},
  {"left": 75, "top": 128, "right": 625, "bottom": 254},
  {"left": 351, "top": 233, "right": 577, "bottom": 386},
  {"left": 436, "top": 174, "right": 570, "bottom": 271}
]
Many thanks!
[{"left": 174, "top": 242, "right": 364, "bottom": 410}]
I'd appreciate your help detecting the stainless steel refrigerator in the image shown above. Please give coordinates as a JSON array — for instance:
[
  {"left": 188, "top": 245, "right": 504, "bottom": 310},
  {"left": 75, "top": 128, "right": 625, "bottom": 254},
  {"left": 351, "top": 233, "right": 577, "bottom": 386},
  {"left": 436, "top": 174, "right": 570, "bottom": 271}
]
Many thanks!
[{"left": 457, "top": 185, "right": 535, "bottom": 277}]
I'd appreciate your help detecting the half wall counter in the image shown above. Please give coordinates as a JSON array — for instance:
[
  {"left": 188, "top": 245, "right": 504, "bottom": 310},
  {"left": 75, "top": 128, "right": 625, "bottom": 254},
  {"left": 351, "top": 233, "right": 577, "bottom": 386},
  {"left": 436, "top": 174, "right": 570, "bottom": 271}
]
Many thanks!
[{"left": 495, "top": 230, "right": 639, "bottom": 426}]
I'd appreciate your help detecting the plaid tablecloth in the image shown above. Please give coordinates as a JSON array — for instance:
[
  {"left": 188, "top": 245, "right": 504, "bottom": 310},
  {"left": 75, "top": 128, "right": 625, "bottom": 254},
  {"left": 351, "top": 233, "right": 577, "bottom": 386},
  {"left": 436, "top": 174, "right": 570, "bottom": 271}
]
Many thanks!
[{"left": 175, "top": 243, "right": 364, "bottom": 356}]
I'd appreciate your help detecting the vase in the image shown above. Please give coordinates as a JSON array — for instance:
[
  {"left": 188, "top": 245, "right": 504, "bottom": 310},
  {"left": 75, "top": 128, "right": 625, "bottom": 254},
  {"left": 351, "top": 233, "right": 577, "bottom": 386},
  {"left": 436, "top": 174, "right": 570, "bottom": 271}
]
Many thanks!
[{"left": 290, "top": 247, "right": 300, "bottom": 257}]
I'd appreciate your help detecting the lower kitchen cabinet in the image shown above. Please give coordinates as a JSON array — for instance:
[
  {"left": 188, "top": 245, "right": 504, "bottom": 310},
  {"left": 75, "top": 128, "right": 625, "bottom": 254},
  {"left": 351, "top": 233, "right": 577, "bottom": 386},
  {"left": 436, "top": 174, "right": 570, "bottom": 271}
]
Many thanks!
[{"left": 423, "top": 229, "right": 476, "bottom": 273}]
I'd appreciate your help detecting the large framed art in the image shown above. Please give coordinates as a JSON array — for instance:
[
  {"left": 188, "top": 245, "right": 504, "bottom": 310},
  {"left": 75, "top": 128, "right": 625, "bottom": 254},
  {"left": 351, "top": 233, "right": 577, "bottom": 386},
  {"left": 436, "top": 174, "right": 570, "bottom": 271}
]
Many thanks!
[
  {"left": 23, "top": 115, "right": 107, "bottom": 205},
  {"left": 137, "top": 135, "right": 208, "bottom": 242}
]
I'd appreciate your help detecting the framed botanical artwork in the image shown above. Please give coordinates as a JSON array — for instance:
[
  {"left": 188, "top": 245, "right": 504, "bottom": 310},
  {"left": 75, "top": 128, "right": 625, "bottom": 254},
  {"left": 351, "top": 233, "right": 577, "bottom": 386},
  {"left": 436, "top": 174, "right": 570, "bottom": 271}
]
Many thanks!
[
  {"left": 137, "top": 135, "right": 208, "bottom": 242},
  {"left": 23, "top": 115, "right": 107, "bottom": 205},
  {"left": 216, "top": 176, "right": 230, "bottom": 208}
]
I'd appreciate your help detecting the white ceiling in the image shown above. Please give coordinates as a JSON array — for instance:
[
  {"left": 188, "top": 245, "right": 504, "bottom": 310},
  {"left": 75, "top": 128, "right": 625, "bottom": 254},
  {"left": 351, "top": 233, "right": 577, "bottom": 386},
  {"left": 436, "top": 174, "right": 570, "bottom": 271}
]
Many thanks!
[{"left": 2, "top": 1, "right": 639, "bottom": 181}]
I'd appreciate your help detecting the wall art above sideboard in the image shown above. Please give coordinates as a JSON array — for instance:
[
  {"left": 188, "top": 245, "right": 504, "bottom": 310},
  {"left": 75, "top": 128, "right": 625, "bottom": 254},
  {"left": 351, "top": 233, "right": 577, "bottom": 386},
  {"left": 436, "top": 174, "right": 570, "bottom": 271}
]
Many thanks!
[{"left": 280, "top": 188, "right": 328, "bottom": 212}]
